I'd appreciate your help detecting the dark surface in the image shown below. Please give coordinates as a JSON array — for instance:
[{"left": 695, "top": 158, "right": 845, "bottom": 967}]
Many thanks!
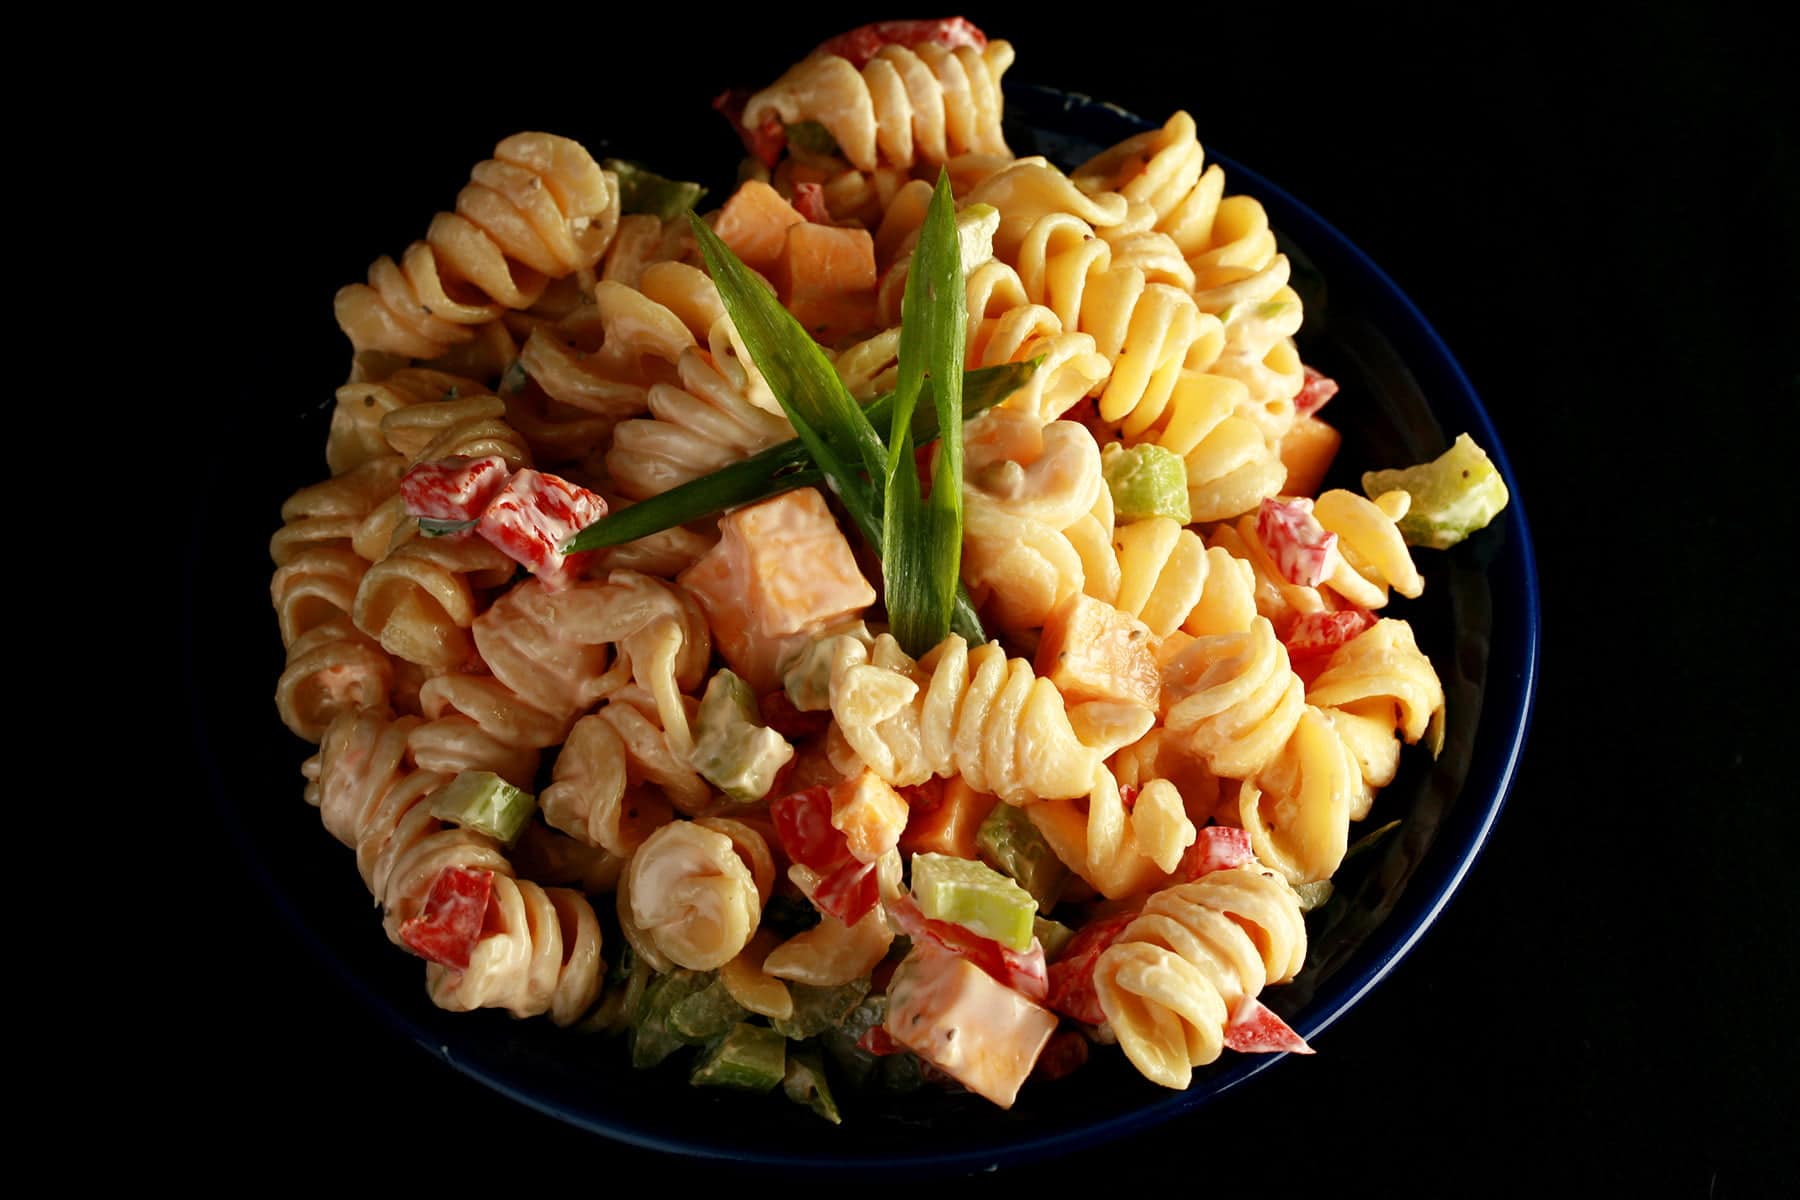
[{"left": 168, "top": 5, "right": 1794, "bottom": 1192}]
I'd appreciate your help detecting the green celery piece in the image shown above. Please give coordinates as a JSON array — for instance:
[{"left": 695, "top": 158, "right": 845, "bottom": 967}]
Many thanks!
[
  {"left": 603, "top": 158, "right": 707, "bottom": 221},
  {"left": 427, "top": 771, "right": 536, "bottom": 847},
  {"left": 1361, "top": 433, "right": 1510, "bottom": 549},
  {"left": 770, "top": 977, "right": 871, "bottom": 1040},
  {"left": 784, "top": 121, "right": 839, "bottom": 158},
  {"left": 670, "top": 975, "right": 751, "bottom": 1042},
  {"left": 1292, "top": 880, "right": 1335, "bottom": 913},
  {"left": 691, "top": 670, "right": 793, "bottom": 804},
  {"left": 577, "top": 944, "right": 650, "bottom": 1035},
  {"left": 690, "top": 1023, "right": 786, "bottom": 1092},
  {"left": 883, "top": 170, "right": 967, "bottom": 658},
  {"left": 685, "top": 211, "right": 988, "bottom": 646},
  {"left": 1102, "top": 442, "right": 1192, "bottom": 524},
  {"left": 782, "top": 1047, "right": 843, "bottom": 1125},
  {"left": 630, "top": 970, "right": 713, "bottom": 1069},
  {"left": 977, "top": 803, "right": 1070, "bottom": 910},
  {"left": 911, "top": 852, "right": 1038, "bottom": 952},
  {"left": 564, "top": 362, "right": 1033, "bottom": 552},
  {"left": 1033, "top": 916, "right": 1076, "bottom": 961}
]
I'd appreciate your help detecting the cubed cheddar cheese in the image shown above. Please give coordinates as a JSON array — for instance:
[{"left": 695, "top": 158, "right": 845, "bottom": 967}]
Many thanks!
[
  {"left": 1035, "top": 592, "right": 1159, "bottom": 709},
  {"left": 900, "top": 777, "right": 999, "bottom": 861},
  {"left": 884, "top": 946, "right": 1058, "bottom": 1109},
  {"left": 711, "top": 180, "right": 806, "bottom": 276},
  {"left": 774, "top": 223, "right": 878, "bottom": 344},
  {"left": 830, "top": 769, "right": 908, "bottom": 864}
]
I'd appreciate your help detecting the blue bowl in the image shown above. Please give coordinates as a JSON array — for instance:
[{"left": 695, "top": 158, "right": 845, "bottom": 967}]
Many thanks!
[{"left": 196, "top": 86, "right": 1538, "bottom": 1172}]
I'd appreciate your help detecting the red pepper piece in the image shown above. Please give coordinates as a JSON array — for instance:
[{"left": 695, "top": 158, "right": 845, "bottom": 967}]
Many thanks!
[
  {"left": 791, "top": 182, "right": 832, "bottom": 224},
  {"left": 857, "top": 1024, "right": 904, "bottom": 1056},
  {"left": 887, "top": 894, "right": 1048, "bottom": 1002},
  {"left": 1174, "top": 825, "right": 1255, "bottom": 883},
  {"left": 814, "top": 856, "right": 881, "bottom": 926},
  {"left": 1294, "top": 366, "right": 1340, "bottom": 418},
  {"left": 814, "top": 17, "right": 988, "bottom": 69},
  {"left": 1283, "top": 607, "right": 1377, "bottom": 685},
  {"left": 1118, "top": 783, "right": 1140, "bottom": 811},
  {"left": 1223, "top": 997, "right": 1315, "bottom": 1055},
  {"left": 397, "top": 865, "right": 495, "bottom": 971},
  {"left": 1044, "top": 911, "right": 1139, "bottom": 1024},
  {"left": 399, "top": 454, "right": 511, "bottom": 527},
  {"left": 712, "top": 89, "right": 788, "bottom": 169},
  {"left": 475, "top": 468, "right": 606, "bottom": 591},
  {"left": 760, "top": 690, "right": 832, "bottom": 740},
  {"left": 1257, "top": 496, "right": 1339, "bottom": 587},
  {"left": 771, "top": 784, "right": 880, "bottom": 924}
]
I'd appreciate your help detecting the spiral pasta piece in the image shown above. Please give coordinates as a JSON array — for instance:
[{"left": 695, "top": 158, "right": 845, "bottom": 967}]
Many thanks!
[
  {"left": 743, "top": 40, "right": 1016, "bottom": 173},
  {"left": 427, "top": 875, "right": 604, "bottom": 1026},
  {"left": 269, "top": 457, "right": 407, "bottom": 568},
  {"left": 829, "top": 633, "right": 1130, "bottom": 805},
  {"left": 1305, "top": 618, "right": 1448, "bottom": 758},
  {"left": 329, "top": 370, "right": 479, "bottom": 475},
  {"left": 304, "top": 710, "right": 513, "bottom": 942},
  {"left": 1162, "top": 616, "right": 1307, "bottom": 780},
  {"left": 1237, "top": 705, "right": 1362, "bottom": 885},
  {"left": 335, "top": 133, "right": 621, "bottom": 360},
  {"left": 351, "top": 534, "right": 516, "bottom": 672},
  {"left": 623, "top": 817, "right": 769, "bottom": 971},
  {"left": 1094, "top": 866, "right": 1308, "bottom": 1088},
  {"left": 540, "top": 684, "right": 709, "bottom": 855},
  {"left": 275, "top": 616, "right": 394, "bottom": 742},
  {"left": 605, "top": 345, "right": 793, "bottom": 499}
]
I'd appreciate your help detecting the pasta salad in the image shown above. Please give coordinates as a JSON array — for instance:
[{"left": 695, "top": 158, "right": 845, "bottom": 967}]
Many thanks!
[{"left": 270, "top": 16, "right": 1509, "bottom": 1121}]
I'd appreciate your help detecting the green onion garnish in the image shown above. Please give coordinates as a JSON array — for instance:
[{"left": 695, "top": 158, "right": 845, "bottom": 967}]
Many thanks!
[
  {"left": 882, "top": 171, "right": 966, "bottom": 656},
  {"left": 685, "top": 205, "right": 987, "bottom": 647},
  {"left": 603, "top": 159, "right": 708, "bottom": 221},
  {"left": 562, "top": 361, "right": 1034, "bottom": 552}
]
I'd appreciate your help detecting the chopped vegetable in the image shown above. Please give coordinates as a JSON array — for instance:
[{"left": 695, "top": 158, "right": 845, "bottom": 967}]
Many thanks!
[
  {"left": 769, "top": 977, "right": 871, "bottom": 1040},
  {"left": 690, "top": 1022, "right": 787, "bottom": 1091},
  {"left": 630, "top": 970, "right": 714, "bottom": 1069},
  {"left": 1256, "top": 496, "right": 1339, "bottom": 587},
  {"left": 603, "top": 158, "right": 707, "bottom": 220},
  {"left": 1034, "top": 591, "right": 1159, "bottom": 709},
  {"left": 1293, "top": 879, "right": 1334, "bottom": 912},
  {"left": 1283, "top": 608, "right": 1377, "bottom": 684},
  {"left": 712, "top": 90, "right": 788, "bottom": 169},
  {"left": 790, "top": 181, "right": 833, "bottom": 223},
  {"left": 396, "top": 865, "right": 494, "bottom": 970},
  {"left": 1293, "top": 365, "right": 1339, "bottom": 418},
  {"left": 669, "top": 975, "right": 752, "bottom": 1042},
  {"left": 691, "top": 670, "right": 796, "bottom": 804},
  {"left": 476, "top": 468, "right": 606, "bottom": 590},
  {"left": 1174, "top": 825, "right": 1256, "bottom": 883},
  {"left": 886, "top": 894, "right": 1048, "bottom": 1001},
  {"left": 417, "top": 516, "right": 479, "bottom": 539},
  {"left": 883, "top": 945, "right": 1057, "bottom": 1109},
  {"left": 782, "top": 1047, "right": 843, "bottom": 1124},
  {"left": 399, "top": 454, "right": 511, "bottom": 526},
  {"left": 1102, "top": 442, "right": 1191, "bottom": 524},
  {"left": 912, "top": 853, "right": 1038, "bottom": 952},
  {"left": 783, "top": 121, "right": 840, "bottom": 158},
  {"left": 1222, "top": 998, "right": 1315, "bottom": 1056},
  {"left": 881, "top": 171, "right": 967, "bottom": 657},
  {"left": 426, "top": 770, "right": 537, "bottom": 847},
  {"left": 580, "top": 943, "right": 651, "bottom": 1035},
  {"left": 772, "top": 783, "right": 884, "bottom": 925},
  {"left": 1044, "top": 912, "right": 1138, "bottom": 1024},
  {"left": 1361, "top": 433, "right": 1511, "bottom": 549},
  {"left": 1032, "top": 916, "right": 1076, "bottom": 961},
  {"left": 976, "top": 803, "right": 1070, "bottom": 909}
]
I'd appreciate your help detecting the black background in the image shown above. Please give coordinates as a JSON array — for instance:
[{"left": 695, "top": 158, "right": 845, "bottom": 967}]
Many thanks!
[{"left": 171, "top": 4, "right": 1795, "bottom": 1192}]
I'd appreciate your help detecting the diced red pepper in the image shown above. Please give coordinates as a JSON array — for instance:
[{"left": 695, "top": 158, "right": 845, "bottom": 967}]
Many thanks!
[
  {"left": 771, "top": 784, "right": 880, "bottom": 924},
  {"left": 759, "top": 689, "right": 833, "bottom": 740},
  {"left": 399, "top": 454, "right": 511, "bottom": 529},
  {"left": 397, "top": 865, "right": 495, "bottom": 971},
  {"left": 814, "top": 17, "right": 988, "bottom": 69},
  {"left": 475, "top": 468, "right": 606, "bottom": 591},
  {"left": 1118, "top": 783, "right": 1140, "bottom": 811},
  {"left": 1294, "top": 366, "right": 1340, "bottom": 418},
  {"left": 857, "top": 1024, "right": 904, "bottom": 1056},
  {"left": 1283, "top": 608, "right": 1377, "bottom": 685},
  {"left": 1044, "top": 911, "right": 1138, "bottom": 1024},
  {"left": 1256, "top": 496, "right": 1339, "bottom": 587},
  {"left": 886, "top": 894, "right": 1048, "bottom": 1002},
  {"left": 1030, "top": 1029, "right": 1090, "bottom": 1082},
  {"left": 712, "top": 89, "right": 787, "bottom": 169},
  {"left": 1174, "top": 825, "right": 1255, "bottom": 884},
  {"left": 1223, "top": 997, "right": 1315, "bottom": 1055},
  {"left": 791, "top": 182, "right": 832, "bottom": 224}
]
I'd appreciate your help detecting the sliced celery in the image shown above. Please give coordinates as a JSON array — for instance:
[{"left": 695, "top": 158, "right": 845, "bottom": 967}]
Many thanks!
[
  {"left": 1361, "top": 433, "right": 1510, "bottom": 549},
  {"left": 630, "top": 970, "right": 713, "bottom": 1069},
  {"left": 770, "top": 977, "right": 871, "bottom": 1040},
  {"left": 670, "top": 975, "right": 751, "bottom": 1043},
  {"left": 691, "top": 670, "right": 794, "bottom": 804},
  {"left": 782, "top": 1048, "right": 843, "bottom": 1125},
  {"left": 1033, "top": 916, "right": 1077, "bottom": 961},
  {"left": 427, "top": 771, "right": 536, "bottom": 847},
  {"left": 1102, "top": 442, "right": 1191, "bottom": 524},
  {"left": 911, "top": 852, "right": 1038, "bottom": 951},
  {"left": 977, "top": 805, "right": 1070, "bottom": 910},
  {"left": 690, "top": 1023, "right": 786, "bottom": 1092}
]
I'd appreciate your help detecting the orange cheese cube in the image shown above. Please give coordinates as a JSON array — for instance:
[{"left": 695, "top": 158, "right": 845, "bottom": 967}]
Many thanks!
[
  {"left": 1035, "top": 592, "right": 1159, "bottom": 709},
  {"left": 774, "top": 223, "right": 878, "bottom": 344},
  {"left": 884, "top": 946, "right": 1058, "bottom": 1109},
  {"left": 830, "top": 768, "right": 909, "bottom": 864},
  {"left": 899, "top": 777, "right": 998, "bottom": 861},
  {"left": 712, "top": 180, "right": 806, "bottom": 276}
]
